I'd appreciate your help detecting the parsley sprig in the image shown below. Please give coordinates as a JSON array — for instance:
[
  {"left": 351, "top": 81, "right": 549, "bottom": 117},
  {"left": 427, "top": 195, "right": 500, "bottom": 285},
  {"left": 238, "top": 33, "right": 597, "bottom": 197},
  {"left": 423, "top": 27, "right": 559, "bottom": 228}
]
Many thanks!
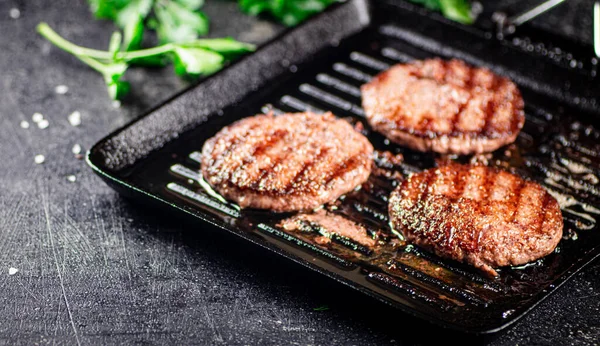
[
  {"left": 238, "top": 0, "right": 473, "bottom": 26},
  {"left": 239, "top": 0, "right": 337, "bottom": 27},
  {"left": 88, "top": 0, "right": 209, "bottom": 47},
  {"left": 408, "top": 0, "right": 473, "bottom": 24},
  {"left": 36, "top": 23, "right": 254, "bottom": 100}
]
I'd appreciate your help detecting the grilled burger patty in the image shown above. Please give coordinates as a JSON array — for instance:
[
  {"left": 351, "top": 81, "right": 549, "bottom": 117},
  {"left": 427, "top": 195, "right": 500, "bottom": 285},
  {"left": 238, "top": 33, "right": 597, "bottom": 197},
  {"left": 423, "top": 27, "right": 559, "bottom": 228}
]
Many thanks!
[
  {"left": 361, "top": 58, "right": 525, "bottom": 155},
  {"left": 201, "top": 112, "right": 374, "bottom": 212},
  {"left": 388, "top": 164, "right": 563, "bottom": 277}
]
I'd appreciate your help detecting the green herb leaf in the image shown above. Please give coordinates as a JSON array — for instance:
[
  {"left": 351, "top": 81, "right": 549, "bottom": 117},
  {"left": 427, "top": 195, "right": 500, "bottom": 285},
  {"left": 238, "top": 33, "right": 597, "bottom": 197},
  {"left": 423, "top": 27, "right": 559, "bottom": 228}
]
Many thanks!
[
  {"left": 174, "top": 0, "right": 205, "bottom": 11},
  {"left": 239, "top": 0, "right": 336, "bottom": 27},
  {"left": 239, "top": 0, "right": 280, "bottom": 16},
  {"left": 122, "top": 15, "right": 144, "bottom": 51},
  {"left": 88, "top": 0, "right": 130, "bottom": 21},
  {"left": 407, "top": 0, "right": 473, "bottom": 24},
  {"left": 88, "top": 0, "right": 209, "bottom": 45},
  {"left": 154, "top": 1, "right": 209, "bottom": 43},
  {"left": 172, "top": 46, "right": 224, "bottom": 78},
  {"left": 101, "top": 61, "right": 130, "bottom": 99},
  {"left": 439, "top": 0, "right": 473, "bottom": 24},
  {"left": 115, "top": 0, "right": 153, "bottom": 28},
  {"left": 181, "top": 38, "right": 255, "bottom": 59}
]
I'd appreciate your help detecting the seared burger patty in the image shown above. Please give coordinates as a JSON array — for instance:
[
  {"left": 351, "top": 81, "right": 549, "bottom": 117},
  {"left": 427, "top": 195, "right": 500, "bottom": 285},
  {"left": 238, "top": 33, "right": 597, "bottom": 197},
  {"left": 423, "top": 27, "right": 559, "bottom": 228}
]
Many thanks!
[
  {"left": 201, "top": 112, "right": 374, "bottom": 212},
  {"left": 388, "top": 164, "right": 563, "bottom": 277},
  {"left": 361, "top": 58, "right": 525, "bottom": 155}
]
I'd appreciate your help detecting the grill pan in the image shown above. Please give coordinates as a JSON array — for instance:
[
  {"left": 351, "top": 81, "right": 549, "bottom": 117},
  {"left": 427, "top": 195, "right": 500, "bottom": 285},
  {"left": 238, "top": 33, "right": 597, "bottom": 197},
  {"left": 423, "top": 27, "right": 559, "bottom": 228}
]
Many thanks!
[{"left": 87, "top": 0, "right": 600, "bottom": 334}]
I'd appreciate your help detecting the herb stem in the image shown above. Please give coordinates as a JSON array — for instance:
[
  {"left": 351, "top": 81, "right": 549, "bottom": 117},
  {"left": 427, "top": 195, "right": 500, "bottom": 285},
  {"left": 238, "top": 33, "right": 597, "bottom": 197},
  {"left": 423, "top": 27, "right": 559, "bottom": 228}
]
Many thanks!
[
  {"left": 77, "top": 55, "right": 110, "bottom": 74},
  {"left": 118, "top": 44, "right": 175, "bottom": 59},
  {"left": 36, "top": 22, "right": 175, "bottom": 61},
  {"left": 36, "top": 23, "right": 113, "bottom": 60}
]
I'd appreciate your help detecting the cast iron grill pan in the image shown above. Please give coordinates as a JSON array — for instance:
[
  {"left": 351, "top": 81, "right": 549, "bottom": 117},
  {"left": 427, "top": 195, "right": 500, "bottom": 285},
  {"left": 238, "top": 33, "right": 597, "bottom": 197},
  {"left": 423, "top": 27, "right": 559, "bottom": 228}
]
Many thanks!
[{"left": 87, "top": 0, "right": 600, "bottom": 334}]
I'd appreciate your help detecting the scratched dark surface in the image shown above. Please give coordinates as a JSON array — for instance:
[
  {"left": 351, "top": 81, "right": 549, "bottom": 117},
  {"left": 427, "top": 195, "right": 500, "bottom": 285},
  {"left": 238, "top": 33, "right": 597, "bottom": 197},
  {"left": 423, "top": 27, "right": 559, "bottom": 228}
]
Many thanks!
[{"left": 1, "top": 1, "right": 600, "bottom": 345}]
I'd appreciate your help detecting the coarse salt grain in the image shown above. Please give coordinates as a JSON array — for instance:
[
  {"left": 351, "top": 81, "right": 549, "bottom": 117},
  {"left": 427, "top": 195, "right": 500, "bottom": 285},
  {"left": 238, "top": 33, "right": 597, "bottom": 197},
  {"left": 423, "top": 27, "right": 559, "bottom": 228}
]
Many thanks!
[
  {"left": 67, "top": 175, "right": 77, "bottom": 182},
  {"left": 20, "top": 120, "right": 29, "bottom": 129},
  {"left": 34, "top": 155, "right": 45, "bottom": 164},
  {"left": 8, "top": 267, "right": 18, "bottom": 275},
  {"left": 68, "top": 111, "right": 81, "bottom": 126},
  {"left": 55, "top": 85, "right": 69, "bottom": 94},
  {"left": 9, "top": 8, "right": 20, "bottom": 19},
  {"left": 72, "top": 144, "right": 82, "bottom": 155},
  {"left": 32, "top": 112, "right": 44, "bottom": 123},
  {"left": 37, "top": 119, "right": 49, "bottom": 129},
  {"left": 112, "top": 100, "right": 121, "bottom": 108}
]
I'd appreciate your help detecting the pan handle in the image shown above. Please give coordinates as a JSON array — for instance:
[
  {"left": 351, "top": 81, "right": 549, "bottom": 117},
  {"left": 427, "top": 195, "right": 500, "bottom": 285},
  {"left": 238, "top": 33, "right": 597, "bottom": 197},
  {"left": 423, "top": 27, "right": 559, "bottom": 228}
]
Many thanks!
[
  {"left": 492, "top": 0, "right": 566, "bottom": 37},
  {"left": 507, "top": 0, "right": 566, "bottom": 27}
]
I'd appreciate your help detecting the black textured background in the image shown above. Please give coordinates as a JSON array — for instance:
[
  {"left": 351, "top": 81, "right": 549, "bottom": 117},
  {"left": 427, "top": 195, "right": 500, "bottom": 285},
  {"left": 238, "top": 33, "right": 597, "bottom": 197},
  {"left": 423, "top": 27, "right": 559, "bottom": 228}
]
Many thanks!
[{"left": 1, "top": 1, "right": 599, "bottom": 345}]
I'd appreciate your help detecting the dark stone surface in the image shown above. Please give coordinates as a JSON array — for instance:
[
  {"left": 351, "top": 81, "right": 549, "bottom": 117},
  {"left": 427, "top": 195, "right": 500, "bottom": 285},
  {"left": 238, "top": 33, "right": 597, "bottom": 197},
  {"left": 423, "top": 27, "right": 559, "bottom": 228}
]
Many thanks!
[{"left": 0, "top": 1, "right": 598, "bottom": 345}]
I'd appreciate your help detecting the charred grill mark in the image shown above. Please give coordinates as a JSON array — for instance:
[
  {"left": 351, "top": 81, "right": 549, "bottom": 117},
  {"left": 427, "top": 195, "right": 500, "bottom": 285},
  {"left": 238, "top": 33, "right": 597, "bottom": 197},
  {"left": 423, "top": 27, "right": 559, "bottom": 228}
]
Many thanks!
[
  {"left": 440, "top": 199, "right": 456, "bottom": 250},
  {"left": 509, "top": 179, "right": 527, "bottom": 223},
  {"left": 462, "top": 64, "right": 475, "bottom": 89},
  {"left": 453, "top": 164, "right": 467, "bottom": 198},
  {"left": 285, "top": 147, "right": 331, "bottom": 193},
  {"left": 252, "top": 136, "right": 315, "bottom": 192},
  {"left": 324, "top": 154, "right": 363, "bottom": 186},
  {"left": 451, "top": 63, "right": 475, "bottom": 136},
  {"left": 230, "top": 129, "right": 289, "bottom": 177},
  {"left": 212, "top": 122, "right": 263, "bottom": 171},
  {"left": 439, "top": 59, "right": 448, "bottom": 82},
  {"left": 420, "top": 168, "right": 437, "bottom": 201},
  {"left": 537, "top": 192, "right": 552, "bottom": 233},
  {"left": 253, "top": 129, "right": 289, "bottom": 158},
  {"left": 251, "top": 145, "right": 296, "bottom": 191},
  {"left": 470, "top": 166, "right": 488, "bottom": 251},
  {"left": 480, "top": 76, "right": 500, "bottom": 138},
  {"left": 481, "top": 76, "right": 520, "bottom": 137}
]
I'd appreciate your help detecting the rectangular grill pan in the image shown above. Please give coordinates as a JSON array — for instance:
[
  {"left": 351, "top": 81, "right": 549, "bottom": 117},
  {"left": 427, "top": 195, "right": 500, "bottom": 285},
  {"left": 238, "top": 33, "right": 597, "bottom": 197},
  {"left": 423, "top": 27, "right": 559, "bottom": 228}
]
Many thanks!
[{"left": 87, "top": 0, "right": 600, "bottom": 334}]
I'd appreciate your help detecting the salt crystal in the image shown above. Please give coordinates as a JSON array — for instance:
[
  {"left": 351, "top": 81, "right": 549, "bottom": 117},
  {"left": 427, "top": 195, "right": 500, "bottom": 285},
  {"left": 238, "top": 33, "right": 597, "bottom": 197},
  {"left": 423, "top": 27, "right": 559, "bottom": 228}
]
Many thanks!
[
  {"left": 67, "top": 175, "right": 77, "bottom": 182},
  {"left": 112, "top": 100, "right": 121, "bottom": 108},
  {"left": 72, "top": 144, "right": 82, "bottom": 155},
  {"left": 20, "top": 120, "right": 29, "bottom": 129},
  {"left": 55, "top": 85, "right": 69, "bottom": 94},
  {"left": 8, "top": 267, "right": 18, "bottom": 275},
  {"left": 68, "top": 111, "right": 81, "bottom": 127},
  {"left": 34, "top": 155, "right": 45, "bottom": 164},
  {"left": 37, "top": 119, "right": 49, "bottom": 129},
  {"left": 32, "top": 112, "right": 44, "bottom": 123},
  {"left": 9, "top": 8, "right": 20, "bottom": 19}
]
